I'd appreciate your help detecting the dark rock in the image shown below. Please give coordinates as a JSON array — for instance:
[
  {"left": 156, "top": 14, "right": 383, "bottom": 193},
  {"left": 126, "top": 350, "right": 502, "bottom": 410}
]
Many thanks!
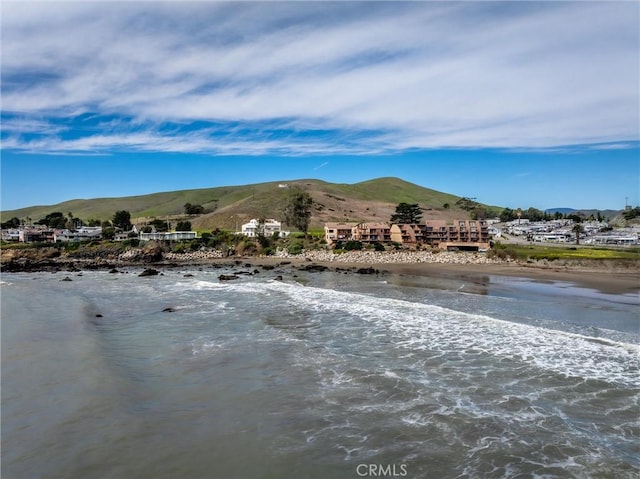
[
  {"left": 61, "top": 276, "right": 73, "bottom": 281},
  {"left": 162, "top": 307, "right": 176, "bottom": 312},
  {"left": 300, "top": 264, "right": 329, "bottom": 273},
  {"left": 139, "top": 268, "right": 160, "bottom": 277},
  {"left": 253, "top": 269, "right": 260, "bottom": 274},
  {"left": 95, "top": 314, "right": 103, "bottom": 318},
  {"left": 183, "top": 273, "right": 194, "bottom": 277},
  {"left": 279, "top": 261, "right": 291, "bottom": 266},
  {"left": 109, "top": 268, "right": 119, "bottom": 274},
  {"left": 274, "top": 275, "right": 283, "bottom": 281},
  {"left": 219, "top": 274, "right": 239, "bottom": 281},
  {"left": 235, "top": 270, "right": 253, "bottom": 275},
  {"left": 261, "top": 264, "right": 275, "bottom": 270},
  {"left": 356, "top": 267, "right": 378, "bottom": 275},
  {"left": 245, "top": 263, "right": 252, "bottom": 268},
  {"left": 234, "top": 260, "right": 242, "bottom": 265}
]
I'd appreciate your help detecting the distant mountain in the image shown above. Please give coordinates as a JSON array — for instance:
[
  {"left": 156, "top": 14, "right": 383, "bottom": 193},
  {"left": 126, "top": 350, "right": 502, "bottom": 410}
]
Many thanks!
[
  {"left": 545, "top": 208, "right": 576, "bottom": 214},
  {"left": 1, "top": 177, "right": 492, "bottom": 230}
]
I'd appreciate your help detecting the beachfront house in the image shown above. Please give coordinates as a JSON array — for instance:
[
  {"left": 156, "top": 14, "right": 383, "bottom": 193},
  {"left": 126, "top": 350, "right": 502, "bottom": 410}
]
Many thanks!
[{"left": 241, "top": 219, "right": 289, "bottom": 238}]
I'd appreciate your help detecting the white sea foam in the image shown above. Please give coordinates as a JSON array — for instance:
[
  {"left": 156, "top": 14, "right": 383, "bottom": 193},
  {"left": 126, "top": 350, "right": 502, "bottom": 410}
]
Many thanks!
[{"left": 229, "top": 280, "right": 639, "bottom": 386}]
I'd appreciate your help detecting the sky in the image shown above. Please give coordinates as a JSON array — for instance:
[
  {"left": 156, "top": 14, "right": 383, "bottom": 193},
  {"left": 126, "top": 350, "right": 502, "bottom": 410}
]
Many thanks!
[{"left": 1, "top": 1, "right": 638, "bottom": 212}]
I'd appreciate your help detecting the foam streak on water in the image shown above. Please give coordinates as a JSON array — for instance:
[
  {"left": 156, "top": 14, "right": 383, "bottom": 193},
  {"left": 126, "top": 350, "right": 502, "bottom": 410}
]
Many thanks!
[{"left": 2, "top": 271, "right": 639, "bottom": 479}]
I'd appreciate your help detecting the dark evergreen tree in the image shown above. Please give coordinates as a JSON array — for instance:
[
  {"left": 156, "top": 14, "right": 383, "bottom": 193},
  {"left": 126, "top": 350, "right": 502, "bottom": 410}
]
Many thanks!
[
  {"left": 283, "top": 190, "right": 313, "bottom": 236},
  {"left": 390, "top": 203, "right": 423, "bottom": 224},
  {"left": 175, "top": 221, "right": 192, "bottom": 231},
  {"left": 112, "top": 210, "right": 132, "bottom": 231}
]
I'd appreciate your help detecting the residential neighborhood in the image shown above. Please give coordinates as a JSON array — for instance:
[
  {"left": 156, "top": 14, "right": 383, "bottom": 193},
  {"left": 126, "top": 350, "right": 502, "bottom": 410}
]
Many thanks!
[{"left": 2, "top": 215, "right": 639, "bottom": 249}]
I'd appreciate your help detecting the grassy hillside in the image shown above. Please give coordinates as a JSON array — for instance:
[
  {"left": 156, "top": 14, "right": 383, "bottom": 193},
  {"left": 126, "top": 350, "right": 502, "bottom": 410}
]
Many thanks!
[{"left": 1, "top": 177, "right": 481, "bottom": 229}]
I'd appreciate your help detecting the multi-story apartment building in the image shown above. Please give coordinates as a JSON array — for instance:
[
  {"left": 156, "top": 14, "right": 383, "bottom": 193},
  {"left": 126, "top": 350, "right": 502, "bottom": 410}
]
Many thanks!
[
  {"left": 325, "top": 220, "right": 490, "bottom": 250},
  {"left": 352, "top": 222, "right": 391, "bottom": 243},
  {"left": 324, "top": 222, "right": 358, "bottom": 244}
]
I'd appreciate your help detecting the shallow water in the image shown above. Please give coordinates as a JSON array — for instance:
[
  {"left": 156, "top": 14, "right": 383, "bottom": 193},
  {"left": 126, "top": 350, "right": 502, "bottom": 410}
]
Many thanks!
[{"left": 2, "top": 268, "right": 638, "bottom": 478}]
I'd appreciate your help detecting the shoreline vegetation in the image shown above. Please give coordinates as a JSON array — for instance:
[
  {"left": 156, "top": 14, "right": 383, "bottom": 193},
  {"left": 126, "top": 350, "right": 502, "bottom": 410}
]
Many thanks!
[{"left": 1, "top": 242, "right": 638, "bottom": 296}]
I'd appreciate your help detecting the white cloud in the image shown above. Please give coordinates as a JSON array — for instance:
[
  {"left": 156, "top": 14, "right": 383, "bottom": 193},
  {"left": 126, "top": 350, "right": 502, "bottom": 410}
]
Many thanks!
[{"left": 1, "top": 1, "right": 638, "bottom": 155}]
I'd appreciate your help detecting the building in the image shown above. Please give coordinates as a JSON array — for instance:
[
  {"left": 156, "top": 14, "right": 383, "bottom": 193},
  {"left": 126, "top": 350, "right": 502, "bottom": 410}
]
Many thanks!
[
  {"left": 325, "top": 220, "right": 490, "bottom": 250},
  {"left": 324, "top": 222, "right": 358, "bottom": 245},
  {"left": 54, "top": 226, "right": 102, "bottom": 242},
  {"left": 241, "top": 219, "right": 289, "bottom": 238},
  {"left": 139, "top": 231, "right": 198, "bottom": 241}
]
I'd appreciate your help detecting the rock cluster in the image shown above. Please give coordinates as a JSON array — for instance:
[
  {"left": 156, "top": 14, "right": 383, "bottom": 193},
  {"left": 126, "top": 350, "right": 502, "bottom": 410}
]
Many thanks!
[
  {"left": 163, "top": 250, "right": 225, "bottom": 261},
  {"left": 275, "top": 249, "right": 503, "bottom": 265}
]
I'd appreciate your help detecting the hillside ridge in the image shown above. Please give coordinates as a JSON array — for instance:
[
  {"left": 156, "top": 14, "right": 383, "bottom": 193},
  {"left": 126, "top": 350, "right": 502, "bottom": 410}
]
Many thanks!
[{"left": 1, "top": 177, "right": 480, "bottom": 229}]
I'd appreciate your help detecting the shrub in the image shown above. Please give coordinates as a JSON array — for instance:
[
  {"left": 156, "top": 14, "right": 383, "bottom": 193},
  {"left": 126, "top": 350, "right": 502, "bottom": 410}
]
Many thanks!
[
  {"left": 343, "top": 240, "right": 363, "bottom": 251},
  {"left": 373, "top": 242, "right": 385, "bottom": 252},
  {"left": 288, "top": 242, "right": 303, "bottom": 255},
  {"left": 172, "top": 243, "right": 187, "bottom": 254}
]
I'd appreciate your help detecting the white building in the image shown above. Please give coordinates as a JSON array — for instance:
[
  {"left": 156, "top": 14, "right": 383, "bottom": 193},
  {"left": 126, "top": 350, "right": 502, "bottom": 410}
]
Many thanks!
[
  {"left": 241, "top": 218, "right": 289, "bottom": 238},
  {"left": 139, "top": 231, "right": 198, "bottom": 241},
  {"left": 54, "top": 226, "right": 102, "bottom": 242}
]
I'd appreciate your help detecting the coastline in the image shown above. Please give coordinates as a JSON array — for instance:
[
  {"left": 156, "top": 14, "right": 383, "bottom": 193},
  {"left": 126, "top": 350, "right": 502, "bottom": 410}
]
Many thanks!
[
  {"left": 1, "top": 247, "right": 638, "bottom": 296},
  {"left": 237, "top": 256, "right": 640, "bottom": 296}
]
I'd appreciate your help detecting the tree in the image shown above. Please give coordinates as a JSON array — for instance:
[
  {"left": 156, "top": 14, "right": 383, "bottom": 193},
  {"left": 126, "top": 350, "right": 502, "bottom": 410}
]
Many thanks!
[
  {"left": 500, "top": 208, "right": 516, "bottom": 223},
  {"left": 456, "top": 197, "right": 481, "bottom": 211},
  {"left": 149, "top": 218, "right": 169, "bottom": 232},
  {"left": 1, "top": 217, "right": 20, "bottom": 229},
  {"left": 112, "top": 210, "right": 132, "bottom": 231},
  {"left": 184, "top": 203, "right": 204, "bottom": 215},
  {"left": 36, "top": 212, "right": 66, "bottom": 229},
  {"left": 390, "top": 203, "right": 422, "bottom": 224},
  {"left": 572, "top": 223, "right": 585, "bottom": 245},
  {"left": 283, "top": 190, "right": 313, "bottom": 236},
  {"left": 175, "top": 221, "right": 192, "bottom": 231}
]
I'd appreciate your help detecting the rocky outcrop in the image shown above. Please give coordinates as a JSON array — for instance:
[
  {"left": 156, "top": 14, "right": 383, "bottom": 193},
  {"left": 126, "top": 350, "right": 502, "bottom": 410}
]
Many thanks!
[
  {"left": 218, "top": 274, "right": 239, "bottom": 281},
  {"left": 139, "top": 268, "right": 160, "bottom": 277}
]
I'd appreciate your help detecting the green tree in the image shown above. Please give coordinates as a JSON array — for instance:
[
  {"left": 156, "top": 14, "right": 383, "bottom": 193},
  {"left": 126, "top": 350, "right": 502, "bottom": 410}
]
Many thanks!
[
  {"left": 499, "top": 208, "right": 516, "bottom": 222},
  {"left": 572, "top": 223, "right": 585, "bottom": 245},
  {"left": 524, "top": 207, "right": 544, "bottom": 221},
  {"left": 112, "top": 210, "right": 132, "bottom": 231},
  {"left": 456, "top": 197, "right": 481, "bottom": 211},
  {"left": 36, "top": 212, "right": 66, "bottom": 229},
  {"left": 184, "top": 203, "right": 204, "bottom": 215},
  {"left": 390, "top": 203, "right": 422, "bottom": 224},
  {"left": 623, "top": 206, "right": 640, "bottom": 220},
  {"left": 1, "top": 217, "right": 21, "bottom": 229},
  {"left": 283, "top": 190, "right": 313, "bottom": 237},
  {"left": 175, "top": 221, "right": 192, "bottom": 231},
  {"left": 102, "top": 226, "right": 115, "bottom": 240},
  {"left": 149, "top": 219, "right": 169, "bottom": 232}
]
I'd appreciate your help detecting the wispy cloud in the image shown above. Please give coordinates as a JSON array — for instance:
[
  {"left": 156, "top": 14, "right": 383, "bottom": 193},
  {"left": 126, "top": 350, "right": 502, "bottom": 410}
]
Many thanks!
[
  {"left": 1, "top": 1, "right": 638, "bottom": 155},
  {"left": 314, "top": 161, "right": 329, "bottom": 171}
]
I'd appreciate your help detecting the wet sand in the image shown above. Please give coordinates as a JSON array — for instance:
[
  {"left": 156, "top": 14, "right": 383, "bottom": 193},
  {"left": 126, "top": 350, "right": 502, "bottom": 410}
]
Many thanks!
[{"left": 233, "top": 257, "right": 640, "bottom": 296}]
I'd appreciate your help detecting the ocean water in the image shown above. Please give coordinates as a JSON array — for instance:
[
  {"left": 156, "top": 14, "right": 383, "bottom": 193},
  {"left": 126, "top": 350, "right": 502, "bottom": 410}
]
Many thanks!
[{"left": 1, "top": 267, "right": 638, "bottom": 479}]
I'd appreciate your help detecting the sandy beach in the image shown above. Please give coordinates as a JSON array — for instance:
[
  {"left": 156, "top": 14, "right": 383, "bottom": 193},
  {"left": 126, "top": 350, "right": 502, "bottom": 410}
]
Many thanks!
[{"left": 186, "top": 254, "right": 640, "bottom": 296}]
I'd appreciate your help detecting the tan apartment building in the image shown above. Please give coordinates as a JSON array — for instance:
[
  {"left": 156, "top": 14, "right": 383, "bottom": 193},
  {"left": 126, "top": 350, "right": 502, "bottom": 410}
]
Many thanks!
[
  {"left": 352, "top": 222, "right": 391, "bottom": 243},
  {"left": 391, "top": 220, "right": 490, "bottom": 250},
  {"left": 325, "top": 220, "right": 489, "bottom": 250},
  {"left": 324, "top": 222, "right": 358, "bottom": 245}
]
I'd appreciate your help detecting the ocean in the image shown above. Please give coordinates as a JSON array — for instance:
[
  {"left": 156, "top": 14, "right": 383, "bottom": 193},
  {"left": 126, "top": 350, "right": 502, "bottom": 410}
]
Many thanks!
[{"left": 1, "top": 266, "right": 638, "bottom": 479}]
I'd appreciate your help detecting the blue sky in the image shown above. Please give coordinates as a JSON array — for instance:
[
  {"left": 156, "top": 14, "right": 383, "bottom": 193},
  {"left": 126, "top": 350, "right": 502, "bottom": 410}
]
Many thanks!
[{"left": 1, "top": 1, "right": 638, "bottom": 212}]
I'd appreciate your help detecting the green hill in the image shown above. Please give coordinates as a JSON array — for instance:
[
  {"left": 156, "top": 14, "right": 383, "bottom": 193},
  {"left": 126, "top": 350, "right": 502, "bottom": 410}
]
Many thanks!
[{"left": 1, "top": 177, "right": 488, "bottom": 230}]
